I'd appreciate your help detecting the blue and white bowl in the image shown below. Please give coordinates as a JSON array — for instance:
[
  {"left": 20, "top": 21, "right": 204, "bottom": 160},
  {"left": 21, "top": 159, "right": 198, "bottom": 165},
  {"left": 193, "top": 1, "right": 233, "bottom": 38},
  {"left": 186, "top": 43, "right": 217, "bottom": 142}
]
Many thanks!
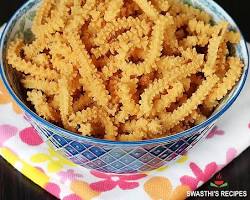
[{"left": 0, "top": 0, "right": 249, "bottom": 173}]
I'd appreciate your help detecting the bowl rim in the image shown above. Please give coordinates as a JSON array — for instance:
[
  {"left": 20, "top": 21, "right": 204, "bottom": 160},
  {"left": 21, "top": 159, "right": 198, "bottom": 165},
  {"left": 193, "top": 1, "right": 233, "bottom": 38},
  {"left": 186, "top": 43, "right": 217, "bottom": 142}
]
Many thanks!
[{"left": 0, "top": 0, "right": 249, "bottom": 146}]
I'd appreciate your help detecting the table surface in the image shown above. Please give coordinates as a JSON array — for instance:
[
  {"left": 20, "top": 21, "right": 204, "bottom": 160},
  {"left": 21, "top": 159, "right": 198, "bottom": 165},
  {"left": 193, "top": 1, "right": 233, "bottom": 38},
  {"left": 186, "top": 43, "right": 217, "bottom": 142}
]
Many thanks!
[{"left": 0, "top": 1, "right": 250, "bottom": 200}]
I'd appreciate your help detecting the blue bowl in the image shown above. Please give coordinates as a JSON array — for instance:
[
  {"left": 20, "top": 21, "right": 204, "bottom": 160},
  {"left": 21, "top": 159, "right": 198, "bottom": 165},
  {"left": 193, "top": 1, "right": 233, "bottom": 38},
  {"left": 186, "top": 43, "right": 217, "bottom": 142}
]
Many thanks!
[{"left": 0, "top": 0, "right": 249, "bottom": 173}]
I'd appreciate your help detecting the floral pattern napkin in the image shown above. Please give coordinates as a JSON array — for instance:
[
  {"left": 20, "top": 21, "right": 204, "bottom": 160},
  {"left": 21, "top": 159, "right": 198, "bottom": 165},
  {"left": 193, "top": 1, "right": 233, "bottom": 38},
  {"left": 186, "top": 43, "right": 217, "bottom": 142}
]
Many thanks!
[{"left": 0, "top": 25, "right": 250, "bottom": 200}]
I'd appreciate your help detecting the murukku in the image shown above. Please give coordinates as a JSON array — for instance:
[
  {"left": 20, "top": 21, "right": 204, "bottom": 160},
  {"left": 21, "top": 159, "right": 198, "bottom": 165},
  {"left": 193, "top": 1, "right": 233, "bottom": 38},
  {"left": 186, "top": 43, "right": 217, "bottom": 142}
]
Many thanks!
[
  {"left": 204, "top": 57, "right": 243, "bottom": 109},
  {"left": 151, "top": 0, "right": 169, "bottom": 12},
  {"left": 162, "top": 49, "right": 204, "bottom": 83},
  {"left": 65, "top": 15, "right": 111, "bottom": 110},
  {"left": 118, "top": 118, "right": 162, "bottom": 141},
  {"left": 152, "top": 82, "right": 184, "bottom": 115},
  {"left": 73, "top": 93, "right": 93, "bottom": 112},
  {"left": 106, "top": 74, "right": 120, "bottom": 105},
  {"left": 188, "top": 19, "right": 215, "bottom": 36},
  {"left": 21, "top": 76, "right": 58, "bottom": 96},
  {"left": 32, "top": 0, "right": 73, "bottom": 37},
  {"left": 225, "top": 31, "right": 241, "bottom": 44},
  {"left": 191, "top": 110, "right": 207, "bottom": 125},
  {"left": 58, "top": 77, "right": 73, "bottom": 127},
  {"left": 132, "top": 0, "right": 159, "bottom": 20},
  {"left": 121, "top": 15, "right": 173, "bottom": 76},
  {"left": 215, "top": 42, "right": 228, "bottom": 78},
  {"left": 202, "top": 36, "right": 222, "bottom": 77},
  {"left": 91, "top": 23, "right": 150, "bottom": 58},
  {"left": 69, "top": 106, "right": 117, "bottom": 139},
  {"left": 32, "top": 0, "right": 56, "bottom": 36},
  {"left": 160, "top": 75, "right": 219, "bottom": 130},
  {"left": 7, "top": 39, "right": 59, "bottom": 80},
  {"left": 23, "top": 36, "right": 52, "bottom": 59},
  {"left": 180, "top": 35, "right": 210, "bottom": 49},
  {"left": 27, "top": 90, "right": 60, "bottom": 122},
  {"left": 139, "top": 78, "right": 169, "bottom": 116},
  {"left": 7, "top": 0, "right": 244, "bottom": 141},
  {"left": 116, "top": 77, "right": 139, "bottom": 123},
  {"left": 104, "top": 0, "right": 124, "bottom": 22},
  {"left": 93, "top": 16, "right": 148, "bottom": 46}
]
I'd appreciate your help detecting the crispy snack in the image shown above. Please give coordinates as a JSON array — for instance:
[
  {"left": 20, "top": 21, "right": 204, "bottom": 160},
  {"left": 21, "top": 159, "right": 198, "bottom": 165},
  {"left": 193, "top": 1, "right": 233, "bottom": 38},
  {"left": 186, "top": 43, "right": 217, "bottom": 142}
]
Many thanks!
[
  {"left": 21, "top": 76, "right": 59, "bottom": 95},
  {"left": 160, "top": 75, "right": 219, "bottom": 130},
  {"left": 7, "top": 39, "right": 59, "bottom": 80},
  {"left": 104, "top": 0, "right": 124, "bottom": 22},
  {"left": 27, "top": 90, "right": 60, "bottom": 122},
  {"left": 7, "top": 0, "right": 244, "bottom": 141},
  {"left": 152, "top": 82, "right": 184, "bottom": 115},
  {"left": 204, "top": 57, "right": 243, "bottom": 109}
]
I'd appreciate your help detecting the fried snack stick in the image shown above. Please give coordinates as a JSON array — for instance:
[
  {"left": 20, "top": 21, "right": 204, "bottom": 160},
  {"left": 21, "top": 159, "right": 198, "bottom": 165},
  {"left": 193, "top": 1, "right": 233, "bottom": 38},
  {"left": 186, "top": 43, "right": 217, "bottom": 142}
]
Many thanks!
[
  {"left": 23, "top": 36, "right": 52, "bottom": 59},
  {"left": 94, "top": 17, "right": 150, "bottom": 46},
  {"left": 101, "top": 54, "right": 125, "bottom": 80},
  {"left": 150, "top": 0, "right": 169, "bottom": 12},
  {"left": 58, "top": 77, "right": 73, "bottom": 128},
  {"left": 69, "top": 107, "right": 118, "bottom": 140},
  {"left": 180, "top": 35, "right": 210, "bottom": 49},
  {"left": 69, "top": 107, "right": 98, "bottom": 135},
  {"left": 188, "top": 19, "right": 229, "bottom": 37},
  {"left": 7, "top": 39, "right": 59, "bottom": 80},
  {"left": 225, "top": 31, "right": 241, "bottom": 44},
  {"left": 118, "top": 118, "right": 163, "bottom": 141},
  {"left": 106, "top": 75, "right": 120, "bottom": 105},
  {"left": 21, "top": 76, "right": 59, "bottom": 96},
  {"left": 121, "top": 16, "right": 173, "bottom": 76},
  {"left": 188, "top": 19, "right": 216, "bottom": 36},
  {"left": 73, "top": 93, "right": 93, "bottom": 112},
  {"left": 140, "top": 79, "right": 170, "bottom": 117},
  {"left": 31, "top": 0, "right": 56, "bottom": 35},
  {"left": 132, "top": 0, "right": 159, "bottom": 20},
  {"left": 27, "top": 90, "right": 59, "bottom": 122},
  {"left": 65, "top": 15, "right": 111, "bottom": 111},
  {"left": 191, "top": 110, "right": 207, "bottom": 125},
  {"left": 88, "top": 2, "right": 108, "bottom": 34},
  {"left": 139, "top": 49, "right": 204, "bottom": 116},
  {"left": 32, "top": 53, "right": 51, "bottom": 68},
  {"left": 101, "top": 36, "right": 149, "bottom": 80},
  {"left": 215, "top": 42, "right": 228, "bottom": 78},
  {"left": 48, "top": 35, "right": 76, "bottom": 76},
  {"left": 50, "top": 94, "right": 60, "bottom": 110},
  {"left": 72, "top": 0, "right": 97, "bottom": 17},
  {"left": 104, "top": 0, "right": 124, "bottom": 22},
  {"left": 157, "top": 56, "right": 184, "bottom": 74},
  {"left": 51, "top": 56, "right": 74, "bottom": 76},
  {"left": 163, "top": 23, "right": 179, "bottom": 55},
  {"left": 161, "top": 49, "right": 204, "bottom": 82},
  {"left": 202, "top": 36, "right": 222, "bottom": 76},
  {"left": 91, "top": 21, "right": 150, "bottom": 58},
  {"left": 203, "top": 22, "right": 228, "bottom": 77},
  {"left": 32, "top": 0, "right": 73, "bottom": 37},
  {"left": 204, "top": 57, "right": 243, "bottom": 109},
  {"left": 116, "top": 78, "right": 139, "bottom": 123},
  {"left": 101, "top": 34, "right": 147, "bottom": 81},
  {"left": 152, "top": 82, "right": 184, "bottom": 115},
  {"left": 160, "top": 75, "right": 219, "bottom": 130}
]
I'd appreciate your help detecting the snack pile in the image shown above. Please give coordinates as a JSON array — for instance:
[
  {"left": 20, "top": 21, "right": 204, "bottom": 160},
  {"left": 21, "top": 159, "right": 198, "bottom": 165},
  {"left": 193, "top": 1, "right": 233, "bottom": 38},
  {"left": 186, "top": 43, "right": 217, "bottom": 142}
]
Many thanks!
[{"left": 7, "top": 0, "right": 243, "bottom": 141}]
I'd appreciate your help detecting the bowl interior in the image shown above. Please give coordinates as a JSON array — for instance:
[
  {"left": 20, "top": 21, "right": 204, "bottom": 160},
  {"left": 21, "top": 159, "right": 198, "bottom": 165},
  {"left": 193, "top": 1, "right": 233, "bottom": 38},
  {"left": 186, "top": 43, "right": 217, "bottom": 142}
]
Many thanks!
[{"left": 0, "top": 0, "right": 249, "bottom": 144}]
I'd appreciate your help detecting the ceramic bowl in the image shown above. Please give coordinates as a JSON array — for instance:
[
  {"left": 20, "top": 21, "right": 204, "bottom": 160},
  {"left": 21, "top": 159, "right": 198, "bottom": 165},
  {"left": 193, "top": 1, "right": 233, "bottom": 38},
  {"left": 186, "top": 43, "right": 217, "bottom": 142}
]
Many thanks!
[{"left": 0, "top": 0, "right": 249, "bottom": 173}]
